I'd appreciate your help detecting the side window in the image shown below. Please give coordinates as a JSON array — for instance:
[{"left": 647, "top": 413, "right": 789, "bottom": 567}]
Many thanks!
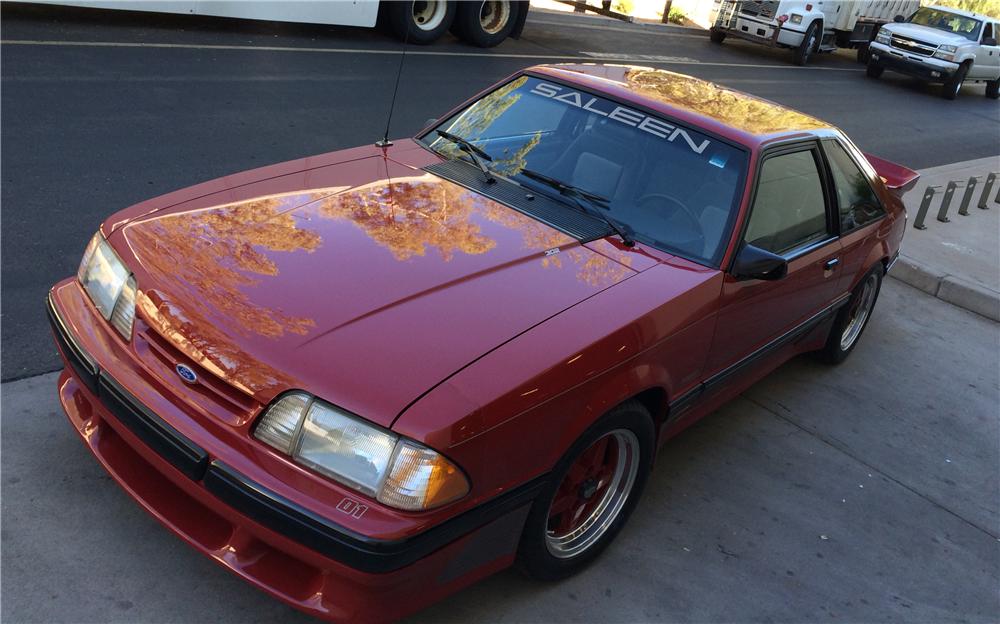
[
  {"left": 745, "top": 149, "right": 829, "bottom": 255},
  {"left": 824, "top": 141, "right": 885, "bottom": 232},
  {"left": 982, "top": 22, "right": 993, "bottom": 40}
]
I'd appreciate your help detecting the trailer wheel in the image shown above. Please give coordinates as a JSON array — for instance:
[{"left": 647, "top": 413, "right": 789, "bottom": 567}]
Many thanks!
[
  {"left": 452, "top": 1, "right": 518, "bottom": 48},
  {"left": 986, "top": 78, "right": 999, "bottom": 99},
  {"left": 709, "top": 28, "right": 727, "bottom": 44},
  {"left": 386, "top": 1, "right": 456, "bottom": 45},
  {"left": 793, "top": 21, "right": 820, "bottom": 66}
]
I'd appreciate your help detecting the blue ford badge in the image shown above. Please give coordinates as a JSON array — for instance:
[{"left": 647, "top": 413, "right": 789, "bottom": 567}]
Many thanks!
[{"left": 175, "top": 364, "right": 197, "bottom": 384}]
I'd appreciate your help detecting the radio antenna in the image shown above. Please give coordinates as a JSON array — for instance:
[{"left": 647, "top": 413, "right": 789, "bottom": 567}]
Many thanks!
[{"left": 376, "top": 20, "right": 410, "bottom": 148}]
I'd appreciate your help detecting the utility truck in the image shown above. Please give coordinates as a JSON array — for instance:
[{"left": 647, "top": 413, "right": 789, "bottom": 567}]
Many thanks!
[{"left": 709, "top": 0, "right": 920, "bottom": 65}]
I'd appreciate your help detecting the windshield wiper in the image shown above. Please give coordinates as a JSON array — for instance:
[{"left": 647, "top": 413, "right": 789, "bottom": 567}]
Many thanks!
[
  {"left": 435, "top": 130, "right": 495, "bottom": 183},
  {"left": 518, "top": 168, "right": 635, "bottom": 247}
]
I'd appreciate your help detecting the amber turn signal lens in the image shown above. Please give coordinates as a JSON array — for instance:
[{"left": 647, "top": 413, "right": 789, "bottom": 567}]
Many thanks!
[{"left": 378, "top": 441, "right": 470, "bottom": 511}]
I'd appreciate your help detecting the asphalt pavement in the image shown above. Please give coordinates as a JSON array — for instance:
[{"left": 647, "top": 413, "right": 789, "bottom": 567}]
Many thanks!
[
  {"left": 1, "top": 4, "right": 999, "bottom": 623},
  {"left": 3, "top": 279, "right": 997, "bottom": 623},
  {"left": 2, "top": 2, "right": 999, "bottom": 380}
]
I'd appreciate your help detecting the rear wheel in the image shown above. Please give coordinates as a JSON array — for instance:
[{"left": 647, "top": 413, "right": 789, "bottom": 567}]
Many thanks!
[
  {"left": 866, "top": 59, "right": 884, "bottom": 78},
  {"left": 709, "top": 28, "right": 727, "bottom": 44},
  {"left": 986, "top": 77, "right": 999, "bottom": 99},
  {"left": 517, "top": 401, "right": 654, "bottom": 580},
  {"left": 794, "top": 21, "right": 820, "bottom": 66},
  {"left": 943, "top": 63, "right": 969, "bottom": 100},
  {"left": 386, "top": 1, "right": 455, "bottom": 45},
  {"left": 452, "top": 1, "right": 517, "bottom": 47},
  {"left": 819, "top": 267, "right": 883, "bottom": 364}
]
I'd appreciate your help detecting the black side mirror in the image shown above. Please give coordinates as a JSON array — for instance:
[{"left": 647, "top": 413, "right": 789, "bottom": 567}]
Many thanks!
[
  {"left": 423, "top": 117, "right": 438, "bottom": 128},
  {"left": 893, "top": 14, "right": 904, "bottom": 22},
  {"left": 984, "top": 36, "right": 997, "bottom": 46},
  {"left": 732, "top": 244, "right": 788, "bottom": 281}
]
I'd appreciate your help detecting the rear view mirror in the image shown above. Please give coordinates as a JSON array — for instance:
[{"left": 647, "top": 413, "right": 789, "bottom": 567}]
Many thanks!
[
  {"left": 893, "top": 14, "right": 905, "bottom": 22},
  {"left": 732, "top": 244, "right": 788, "bottom": 281},
  {"left": 984, "top": 37, "right": 998, "bottom": 46}
]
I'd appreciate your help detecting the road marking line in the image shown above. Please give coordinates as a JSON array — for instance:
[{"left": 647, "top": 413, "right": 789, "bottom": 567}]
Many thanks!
[
  {"left": 581, "top": 51, "right": 700, "bottom": 63},
  {"left": 0, "top": 39, "right": 863, "bottom": 71}
]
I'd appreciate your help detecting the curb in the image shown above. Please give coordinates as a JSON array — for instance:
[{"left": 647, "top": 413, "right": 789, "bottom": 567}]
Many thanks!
[{"left": 889, "top": 255, "right": 1000, "bottom": 322}]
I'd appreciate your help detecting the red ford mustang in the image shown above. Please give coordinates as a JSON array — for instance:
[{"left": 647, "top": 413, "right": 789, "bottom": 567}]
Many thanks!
[{"left": 48, "top": 64, "right": 918, "bottom": 622}]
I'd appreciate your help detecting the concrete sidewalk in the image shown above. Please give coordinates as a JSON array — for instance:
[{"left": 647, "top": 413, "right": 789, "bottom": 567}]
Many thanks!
[{"left": 891, "top": 156, "right": 1000, "bottom": 321}]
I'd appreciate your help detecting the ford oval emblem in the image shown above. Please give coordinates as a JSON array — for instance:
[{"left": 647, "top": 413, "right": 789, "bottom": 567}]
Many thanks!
[{"left": 175, "top": 364, "right": 198, "bottom": 384}]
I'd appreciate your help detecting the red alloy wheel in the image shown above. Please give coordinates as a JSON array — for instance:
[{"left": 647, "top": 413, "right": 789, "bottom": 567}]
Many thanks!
[{"left": 545, "top": 429, "right": 640, "bottom": 558}]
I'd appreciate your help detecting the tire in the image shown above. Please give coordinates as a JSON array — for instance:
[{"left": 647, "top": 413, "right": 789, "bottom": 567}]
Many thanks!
[
  {"left": 516, "top": 400, "right": 654, "bottom": 581},
  {"left": 943, "top": 63, "right": 969, "bottom": 100},
  {"left": 856, "top": 44, "right": 870, "bottom": 64},
  {"left": 866, "top": 59, "right": 884, "bottom": 78},
  {"left": 386, "top": 1, "right": 455, "bottom": 45},
  {"left": 794, "top": 21, "right": 820, "bottom": 66},
  {"left": 986, "top": 77, "right": 999, "bottom": 99},
  {"left": 819, "top": 266, "right": 883, "bottom": 364},
  {"left": 452, "top": 1, "right": 517, "bottom": 48},
  {"left": 709, "top": 28, "right": 727, "bottom": 44}
]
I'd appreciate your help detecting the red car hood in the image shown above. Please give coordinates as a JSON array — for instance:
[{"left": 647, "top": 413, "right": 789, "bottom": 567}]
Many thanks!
[{"left": 115, "top": 149, "right": 647, "bottom": 427}]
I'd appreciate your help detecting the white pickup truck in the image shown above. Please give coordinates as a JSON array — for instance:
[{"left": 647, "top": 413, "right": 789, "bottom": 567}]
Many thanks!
[{"left": 867, "top": 5, "right": 1000, "bottom": 100}]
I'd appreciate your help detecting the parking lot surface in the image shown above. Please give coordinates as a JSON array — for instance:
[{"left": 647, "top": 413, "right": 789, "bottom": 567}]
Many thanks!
[{"left": 1, "top": 4, "right": 998, "bottom": 623}]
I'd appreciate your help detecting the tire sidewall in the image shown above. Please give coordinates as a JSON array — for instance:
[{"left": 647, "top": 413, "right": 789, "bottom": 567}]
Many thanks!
[
  {"left": 944, "top": 64, "right": 969, "bottom": 100},
  {"left": 516, "top": 402, "right": 654, "bottom": 581},
  {"left": 453, "top": 1, "right": 518, "bottom": 47},
  {"left": 387, "top": 0, "right": 456, "bottom": 45},
  {"left": 823, "top": 266, "right": 883, "bottom": 364},
  {"left": 795, "top": 22, "right": 819, "bottom": 66}
]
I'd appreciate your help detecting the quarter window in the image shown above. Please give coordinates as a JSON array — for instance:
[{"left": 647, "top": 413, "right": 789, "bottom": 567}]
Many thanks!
[
  {"left": 824, "top": 141, "right": 884, "bottom": 232},
  {"left": 745, "top": 149, "right": 829, "bottom": 255}
]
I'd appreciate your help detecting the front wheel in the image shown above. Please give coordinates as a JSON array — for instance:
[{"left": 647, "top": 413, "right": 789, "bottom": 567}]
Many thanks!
[
  {"left": 819, "top": 267, "right": 883, "bottom": 364},
  {"left": 709, "top": 28, "right": 727, "bottom": 44},
  {"left": 794, "top": 21, "right": 820, "bottom": 66},
  {"left": 517, "top": 401, "right": 654, "bottom": 580},
  {"left": 943, "top": 63, "right": 969, "bottom": 100},
  {"left": 866, "top": 59, "right": 884, "bottom": 78}
]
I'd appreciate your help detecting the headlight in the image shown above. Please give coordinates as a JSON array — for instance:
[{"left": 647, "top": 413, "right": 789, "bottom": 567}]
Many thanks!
[
  {"left": 254, "top": 394, "right": 470, "bottom": 511},
  {"left": 789, "top": 13, "right": 802, "bottom": 24},
  {"left": 78, "top": 233, "right": 136, "bottom": 340},
  {"left": 934, "top": 44, "right": 958, "bottom": 61},
  {"left": 875, "top": 29, "right": 891, "bottom": 45}
]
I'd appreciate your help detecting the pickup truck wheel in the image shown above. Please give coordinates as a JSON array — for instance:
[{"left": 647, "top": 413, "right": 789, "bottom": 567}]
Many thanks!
[
  {"left": 451, "top": 1, "right": 517, "bottom": 47},
  {"left": 516, "top": 401, "right": 654, "bottom": 581},
  {"left": 866, "top": 60, "right": 884, "bottom": 78},
  {"left": 710, "top": 28, "right": 727, "bottom": 44},
  {"left": 794, "top": 21, "right": 820, "bottom": 66},
  {"left": 819, "top": 266, "right": 883, "bottom": 364},
  {"left": 386, "top": 1, "right": 456, "bottom": 44},
  {"left": 986, "top": 78, "right": 999, "bottom": 99},
  {"left": 943, "top": 63, "right": 969, "bottom": 100}
]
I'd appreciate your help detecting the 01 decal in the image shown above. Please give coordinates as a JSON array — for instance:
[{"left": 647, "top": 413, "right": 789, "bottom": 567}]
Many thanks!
[{"left": 529, "top": 81, "right": 711, "bottom": 155}]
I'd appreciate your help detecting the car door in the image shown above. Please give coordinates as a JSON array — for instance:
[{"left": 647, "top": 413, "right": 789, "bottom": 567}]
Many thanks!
[
  {"left": 974, "top": 21, "right": 1000, "bottom": 80},
  {"left": 704, "top": 142, "right": 844, "bottom": 379},
  {"left": 820, "top": 138, "right": 888, "bottom": 293}
]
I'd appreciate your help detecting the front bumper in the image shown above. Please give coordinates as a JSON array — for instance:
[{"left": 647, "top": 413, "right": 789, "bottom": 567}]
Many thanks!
[
  {"left": 713, "top": 15, "right": 807, "bottom": 48},
  {"left": 47, "top": 280, "right": 540, "bottom": 622},
  {"left": 869, "top": 42, "right": 959, "bottom": 82}
]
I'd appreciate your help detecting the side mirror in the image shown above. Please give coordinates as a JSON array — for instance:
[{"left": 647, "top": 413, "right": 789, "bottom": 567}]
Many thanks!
[
  {"left": 893, "top": 14, "right": 904, "bottom": 22},
  {"left": 984, "top": 36, "right": 997, "bottom": 46},
  {"left": 423, "top": 117, "right": 438, "bottom": 128},
  {"left": 732, "top": 244, "right": 788, "bottom": 281}
]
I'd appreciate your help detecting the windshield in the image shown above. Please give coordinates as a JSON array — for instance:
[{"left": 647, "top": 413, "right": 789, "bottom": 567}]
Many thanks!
[
  {"left": 422, "top": 74, "right": 748, "bottom": 266},
  {"left": 907, "top": 7, "right": 983, "bottom": 41}
]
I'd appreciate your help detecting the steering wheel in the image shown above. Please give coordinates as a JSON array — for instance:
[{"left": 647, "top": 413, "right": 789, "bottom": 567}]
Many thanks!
[{"left": 636, "top": 193, "right": 705, "bottom": 253}]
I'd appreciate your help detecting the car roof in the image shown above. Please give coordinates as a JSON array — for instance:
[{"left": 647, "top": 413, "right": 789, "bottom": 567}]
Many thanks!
[
  {"left": 526, "top": 64, "right": 835, "bottom": 149},
  {"left": 925, "top": 4, "right": 994, "bottom": 21}
]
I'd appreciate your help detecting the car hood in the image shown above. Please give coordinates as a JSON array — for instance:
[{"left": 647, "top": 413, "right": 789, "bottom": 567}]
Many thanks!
[
  {"left": 883, "top": 23, "right": 971, "bottom": 46},
  {"left": 117, "top": 150, "right": 647, "bottom": 427}
]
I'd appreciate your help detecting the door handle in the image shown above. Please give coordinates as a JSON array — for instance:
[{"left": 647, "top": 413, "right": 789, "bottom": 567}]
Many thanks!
[{"left": 824, "top": 258, "right": 840, "bottom": 270}]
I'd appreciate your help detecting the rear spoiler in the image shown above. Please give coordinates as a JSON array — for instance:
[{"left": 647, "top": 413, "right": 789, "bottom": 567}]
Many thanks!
[{"left": 864, "top": 153, "right": 920, "bottom": 195}]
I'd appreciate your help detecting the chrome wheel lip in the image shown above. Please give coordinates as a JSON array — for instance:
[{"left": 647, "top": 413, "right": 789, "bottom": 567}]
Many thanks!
[
  {"left": 479, "top": 1, "right": 511, "bottom": 35},
  {"left": 412, "top": 1, "right": 447, "bottom": 31},
  {"left": 840, "top": 274, "right": 877, "bottom": 351},
  {"left": 545, "top": 430, "right": 640, "bottom": 559}
]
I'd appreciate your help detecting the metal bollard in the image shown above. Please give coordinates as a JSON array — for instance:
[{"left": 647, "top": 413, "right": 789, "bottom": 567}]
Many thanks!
[
  {"left": 979, "top": 172, "right": 996, "bottom": 209},
  {"left": 913, "top": 186, "right": 936, "bottom": 230},
  {"left": 958, "top": 176, "right": 978, "bottom": 215},
  {"left": 936, "top": 181, "right": 957, "bottom": 223}
]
